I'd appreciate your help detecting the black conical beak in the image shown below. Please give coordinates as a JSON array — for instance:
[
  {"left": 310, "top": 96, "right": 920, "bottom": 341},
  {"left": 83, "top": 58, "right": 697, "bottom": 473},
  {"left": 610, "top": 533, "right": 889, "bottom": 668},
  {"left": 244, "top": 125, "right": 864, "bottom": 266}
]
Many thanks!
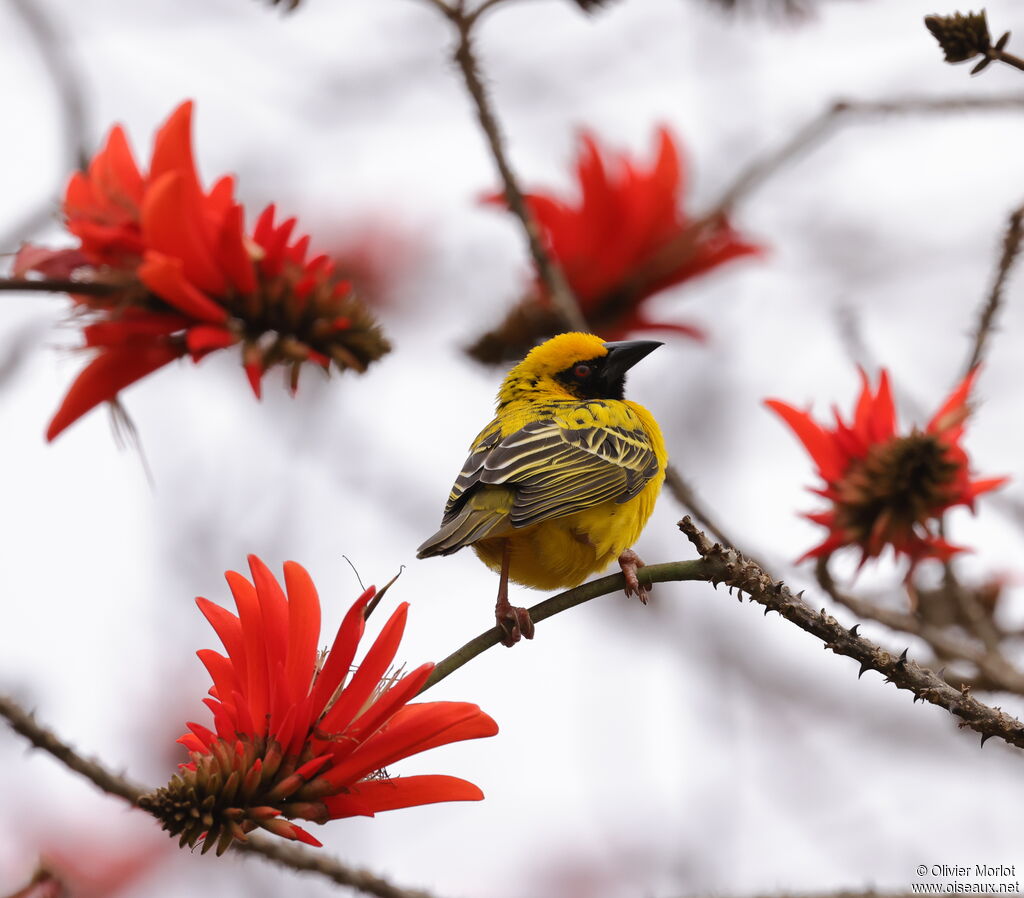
[{"left": 601, "top": 340, "right": 663, "bottom": 383}]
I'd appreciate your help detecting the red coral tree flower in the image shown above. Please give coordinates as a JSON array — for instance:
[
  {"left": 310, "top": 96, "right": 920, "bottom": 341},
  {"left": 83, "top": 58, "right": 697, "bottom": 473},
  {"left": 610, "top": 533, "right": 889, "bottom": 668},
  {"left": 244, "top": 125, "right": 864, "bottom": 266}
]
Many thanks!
[
  {"left": 765, "top": 368, "right": 1007, "bottom": 570},
  {"left": 470, "top": 126, "right": 763, "bottom": 363},
  {"left": 139, "top": 556, "right": 497, "bottom": 854},
  {"left": 15, "top": 101, "right": 389, "bottom": 441}
]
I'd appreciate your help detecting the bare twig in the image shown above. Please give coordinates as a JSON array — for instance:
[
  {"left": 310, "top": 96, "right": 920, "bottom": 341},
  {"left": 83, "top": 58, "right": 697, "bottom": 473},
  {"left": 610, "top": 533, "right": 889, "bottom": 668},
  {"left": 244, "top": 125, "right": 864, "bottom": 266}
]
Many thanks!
[
  {"left": 442, "top": 8, "right": 588, "bottom": 332},
  {"left": 963, "top": 203, "right": 1024, "bottom": 376},
  {"left": 988, "top": 48, "right": 1024, "bottom": 73},
  {"left": 679, "top": 517, "right": 1024, "bottom": 750},
  {"left": 420, "top": 558, "right": 707, "bottom": 692},
  {"left": 0, "top": 693, "right": 443, "bottom": 898},
  {"left": 711, "top": 95, "right": 1024, "bottom": 217},
  {"left": 0, "top": 277, "right": 119, "bottom": 296},
  {"left": 1, "top": 0, "right": 90, "bottom": 251}
]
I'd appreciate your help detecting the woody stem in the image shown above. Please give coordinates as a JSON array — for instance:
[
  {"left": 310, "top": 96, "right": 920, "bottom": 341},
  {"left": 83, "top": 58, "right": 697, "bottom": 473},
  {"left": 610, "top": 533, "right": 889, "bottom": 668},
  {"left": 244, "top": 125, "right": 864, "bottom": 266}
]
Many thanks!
[{"left": 0, "top": 277, "right": 119, "bottom": 296}]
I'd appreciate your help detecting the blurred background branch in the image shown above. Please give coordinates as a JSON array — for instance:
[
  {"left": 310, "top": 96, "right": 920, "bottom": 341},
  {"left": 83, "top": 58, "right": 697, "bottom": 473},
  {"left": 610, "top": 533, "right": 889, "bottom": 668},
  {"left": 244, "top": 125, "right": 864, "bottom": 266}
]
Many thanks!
[
  {"left": 963, "top": 202, "right": 1024, "bottom": 376},
  {"left": 428, "top": 0, "right": 588, "bottom": 332},
  {"left": 1, "top": 0, "right": 89, "bottom": 252}
]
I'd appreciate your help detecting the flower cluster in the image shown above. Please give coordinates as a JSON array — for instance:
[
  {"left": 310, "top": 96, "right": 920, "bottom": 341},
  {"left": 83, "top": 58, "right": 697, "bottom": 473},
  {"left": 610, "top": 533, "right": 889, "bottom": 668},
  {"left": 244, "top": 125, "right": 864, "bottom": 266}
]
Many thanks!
[
  {"left": 469, "top": 127, "right": 762, "bottom": 363},
  {"left": 139, "top": 556, "right": 496, "bottom": 853},
  {"left": 766, "top": 368, "right": 1007, "bottom": 570},
  {"left": 16, "top": 102, "right": 390, "bottom": 441}
]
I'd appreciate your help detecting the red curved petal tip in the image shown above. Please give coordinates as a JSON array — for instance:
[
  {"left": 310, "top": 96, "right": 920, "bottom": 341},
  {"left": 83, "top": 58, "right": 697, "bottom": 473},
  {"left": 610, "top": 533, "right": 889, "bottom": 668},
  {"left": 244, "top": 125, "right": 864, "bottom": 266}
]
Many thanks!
[
  {"left": 46, "top": 342, "right": 182, "bottom": 441},
  {"left": 244, "top": 361, "right": 264, "bottom": 399},
  {"left": 928, "top": 369, "right": 978, "bottom": 435}
]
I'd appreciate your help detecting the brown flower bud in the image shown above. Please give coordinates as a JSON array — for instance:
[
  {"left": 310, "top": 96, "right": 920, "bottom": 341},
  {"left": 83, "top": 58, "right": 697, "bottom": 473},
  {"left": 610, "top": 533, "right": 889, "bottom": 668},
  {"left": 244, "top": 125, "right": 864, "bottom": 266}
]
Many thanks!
[{"left": 924, "top": 10, "right": 991, "bottom": 63}]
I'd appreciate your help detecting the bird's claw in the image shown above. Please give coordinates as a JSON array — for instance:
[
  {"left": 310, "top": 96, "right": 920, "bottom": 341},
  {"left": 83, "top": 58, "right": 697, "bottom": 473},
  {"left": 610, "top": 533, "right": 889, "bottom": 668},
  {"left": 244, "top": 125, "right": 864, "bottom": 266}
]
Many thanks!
[
  {"left": 496, "top": 604, "right": 535, "bottom": 647},
  {"left": 619, "top": 548, "right": 650, "bottom": 605}
]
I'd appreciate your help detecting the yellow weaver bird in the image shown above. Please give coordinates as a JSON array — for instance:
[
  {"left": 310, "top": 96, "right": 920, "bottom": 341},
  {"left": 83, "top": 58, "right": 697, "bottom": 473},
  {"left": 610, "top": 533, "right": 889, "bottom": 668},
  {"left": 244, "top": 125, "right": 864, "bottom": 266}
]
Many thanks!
[{"left": 417, "top": 332, "right": 667, "bottom": 646}]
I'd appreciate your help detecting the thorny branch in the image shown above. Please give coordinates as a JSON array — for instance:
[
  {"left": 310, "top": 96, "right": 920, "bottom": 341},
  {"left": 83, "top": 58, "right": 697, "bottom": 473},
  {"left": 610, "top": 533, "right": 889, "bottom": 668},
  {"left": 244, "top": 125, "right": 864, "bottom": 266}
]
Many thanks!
[
  {"left": 0, "top": 694, "right": 439, "bottom": 898},
  {"left": 678, "top": 518, "right": 1024, "bottom": 750},
  {"left": 814, "top": 558, "right": 1024, "bottom": 695},
  {"left": 424, "top": 520, "right": 1024, "bottom": 754},
  {"left": 963, "top": 202, "right": 1024, "bottom": 377}
]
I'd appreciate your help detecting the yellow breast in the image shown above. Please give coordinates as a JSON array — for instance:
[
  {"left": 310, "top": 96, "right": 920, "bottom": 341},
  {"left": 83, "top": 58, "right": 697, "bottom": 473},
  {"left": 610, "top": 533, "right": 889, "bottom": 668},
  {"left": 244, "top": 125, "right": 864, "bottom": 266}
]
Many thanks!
[{"left": 472, "top": 399, "right": 666, "bottom": 590}]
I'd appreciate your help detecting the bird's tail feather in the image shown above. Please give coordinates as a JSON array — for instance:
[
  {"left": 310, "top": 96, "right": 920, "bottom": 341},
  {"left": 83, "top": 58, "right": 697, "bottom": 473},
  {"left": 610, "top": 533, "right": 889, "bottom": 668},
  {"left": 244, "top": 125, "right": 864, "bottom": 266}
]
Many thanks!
[{"left": 416, "top": 508, "right": 510, "bottom": 558}]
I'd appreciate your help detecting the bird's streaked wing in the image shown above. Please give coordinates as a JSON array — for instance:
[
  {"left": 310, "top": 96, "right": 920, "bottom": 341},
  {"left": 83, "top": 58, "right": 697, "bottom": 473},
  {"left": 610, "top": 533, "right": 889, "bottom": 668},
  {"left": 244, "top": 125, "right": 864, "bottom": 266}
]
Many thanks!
[{"left": 443, "top": 411, "right": 659, "bottom": 530}]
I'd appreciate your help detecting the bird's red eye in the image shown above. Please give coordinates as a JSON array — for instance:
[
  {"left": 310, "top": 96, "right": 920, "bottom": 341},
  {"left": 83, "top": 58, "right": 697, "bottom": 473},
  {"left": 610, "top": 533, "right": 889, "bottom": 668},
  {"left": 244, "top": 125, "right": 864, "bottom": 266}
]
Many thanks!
[{"left": 574, "top": 364, "right": 592, "bottom": 378}]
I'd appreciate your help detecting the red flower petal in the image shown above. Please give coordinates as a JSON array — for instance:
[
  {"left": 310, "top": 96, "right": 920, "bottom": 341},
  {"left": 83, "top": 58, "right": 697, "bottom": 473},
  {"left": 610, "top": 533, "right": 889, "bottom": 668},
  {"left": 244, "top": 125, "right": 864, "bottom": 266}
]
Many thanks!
[
  {"left": 868, "top": 369, "right": 897, "bottom": 443},
  {"left": 244, "top": 361, "right": 264, "bottom": 399},
  {"left": 141, "top": 173, "right": 227, "bottom": 296},
  {"left": 195, "top": 597, "right": 245, "bottom": 674},
  {"left": 46, "top": 342, "right": 182, "bottom": 441},
  {"left": 225, "top": 569, "right": 270, "bottom": 734},
  {"left": 92, "top": 124, "right": 145, "bottom": 215},
  {"left": 149, "top": 102, "right": 196, "bottom": 182},
  {"left": 928, "top": 369, "right": 977, "bottom": 437},
  {"left": 282, "top": 561, "right": 322, "bottom": 713},
  {"left": 247, "top": 555, "right": 290, "bottom": 688},
  {"left": 196, "top": 649, "right": 242, "bottom": 719},
  {"left": 341, "top": 662, "right": 435, "bottom": 746},
  {"left": 494, "top": 127, "right": 763, "bottom": 319},
  {"left": 320, "top": 702, "right": 497, "bottom": 788},
  {"left": 765, "top": 399, "right": 845, "bottom": 483},
  {"left": 13, "top": 244, "right": 90, "bottom": 279},
  {"left": 326, "top": 775, "right": 484, "bottom": 817},
  {"left": 317, "top": 603, "right": 410, "bottom": 736},
  {"left": 186, "top": 325, "right": 238, "bottom": 356},
  {"left": 215, "top": 203, "right": 258, "bottom": 294},
  {"left": 83, "top": 314, "right": 189, "bottom": 348},
  {"left": 308, "top": 586, "right": 374, "bottom": 714},
  {"left": 138, "top": 252, "right": 228, "bottom": 324}
]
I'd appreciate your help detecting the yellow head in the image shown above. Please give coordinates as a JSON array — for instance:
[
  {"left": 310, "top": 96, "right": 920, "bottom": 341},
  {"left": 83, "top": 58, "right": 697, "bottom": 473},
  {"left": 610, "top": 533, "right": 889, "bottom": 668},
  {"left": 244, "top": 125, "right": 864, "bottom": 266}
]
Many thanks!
[{"left": 497, "top": 332, "right": 662, "bottom": 406}]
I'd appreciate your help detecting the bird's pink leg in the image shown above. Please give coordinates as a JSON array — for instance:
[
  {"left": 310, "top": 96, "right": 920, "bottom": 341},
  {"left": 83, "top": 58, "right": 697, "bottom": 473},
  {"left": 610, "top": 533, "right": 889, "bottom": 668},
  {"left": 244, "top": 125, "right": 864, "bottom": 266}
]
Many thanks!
[
  {"left": 494, "top": 539, "right": 535, "bottom": 647},
  {"left": 618, "top": 547, "right": 650, "bottom": 605}
]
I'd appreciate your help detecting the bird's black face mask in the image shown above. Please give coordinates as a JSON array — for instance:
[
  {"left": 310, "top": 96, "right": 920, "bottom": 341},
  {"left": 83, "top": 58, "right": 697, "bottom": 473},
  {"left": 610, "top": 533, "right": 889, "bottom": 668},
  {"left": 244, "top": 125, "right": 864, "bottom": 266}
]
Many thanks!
[{"left": 555, "top": 340, "right": 663, "bottom": 400}]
